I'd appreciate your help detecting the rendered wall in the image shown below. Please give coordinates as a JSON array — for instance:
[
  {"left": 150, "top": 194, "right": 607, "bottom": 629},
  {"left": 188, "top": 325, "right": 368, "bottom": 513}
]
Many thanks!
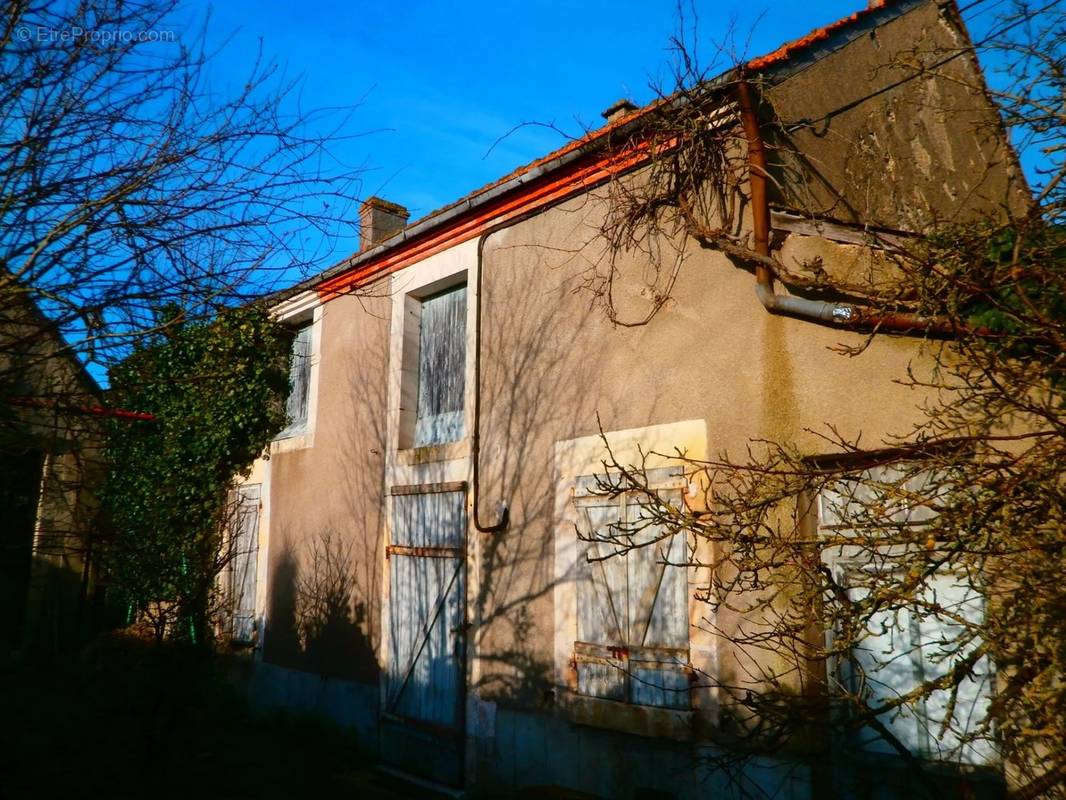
[
  {"left": 260, "top": 287, "right": 390, "bottom": 685},
  {"left": 765, "top": 0, "right": 1028, "bottom": 230}
]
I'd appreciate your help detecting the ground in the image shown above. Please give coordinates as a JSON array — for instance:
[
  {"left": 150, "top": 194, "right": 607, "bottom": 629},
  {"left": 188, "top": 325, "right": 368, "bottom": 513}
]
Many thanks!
[{"left": 0, "top": 634, "right": 425, "bottom": 800}]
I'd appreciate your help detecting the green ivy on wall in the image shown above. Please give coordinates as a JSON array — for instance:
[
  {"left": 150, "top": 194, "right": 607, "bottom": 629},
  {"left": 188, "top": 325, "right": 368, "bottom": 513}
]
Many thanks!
[{"left": 102, "top": 305, "right": 292, "bottom": 644}]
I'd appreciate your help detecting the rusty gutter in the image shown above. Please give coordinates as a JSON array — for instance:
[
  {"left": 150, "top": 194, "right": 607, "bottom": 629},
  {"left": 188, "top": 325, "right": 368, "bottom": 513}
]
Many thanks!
[{"left": 735, "top": 79, "right": 960, "bottom": 336}]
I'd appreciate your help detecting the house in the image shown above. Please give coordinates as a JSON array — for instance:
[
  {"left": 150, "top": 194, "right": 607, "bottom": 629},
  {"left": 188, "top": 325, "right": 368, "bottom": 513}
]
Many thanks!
[
  {"left": 233, "top": 1, "right": 1025, "bottom": 796},
  {"left": 0, "top": 285, "right": 139, "bottom": 661}
]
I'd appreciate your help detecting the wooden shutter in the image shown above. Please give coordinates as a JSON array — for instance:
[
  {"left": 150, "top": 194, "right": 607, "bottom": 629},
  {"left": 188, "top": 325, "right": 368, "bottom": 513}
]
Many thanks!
[
  {"left": 574, "top": 478, "right": 690, "bottom": 709},
  {"left": 414, "top": 286, "right": 466, "bottom": 447},
  {"left": 575, "top": 498, "right": 627, "bottom": 701},
  {"left": 284, "top": 324, "right": 312, "bottom": 432},
  {"left": 230, "top": 484, "right": 260, "bottom": 643},
  {"left": 821, "top": 467, "right": 995, "bottom": 765},
  {"left": 386, "top": 487, "right": 466, "bottom": 727}
]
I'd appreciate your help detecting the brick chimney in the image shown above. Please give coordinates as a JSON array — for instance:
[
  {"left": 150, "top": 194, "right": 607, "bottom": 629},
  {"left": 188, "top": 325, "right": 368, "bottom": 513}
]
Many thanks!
[
  {"left": 359, "top": 196, "right": 409, "bottom": 252},
  {"left": 601, "top": 98, "right": 638, "bottom": 125}
]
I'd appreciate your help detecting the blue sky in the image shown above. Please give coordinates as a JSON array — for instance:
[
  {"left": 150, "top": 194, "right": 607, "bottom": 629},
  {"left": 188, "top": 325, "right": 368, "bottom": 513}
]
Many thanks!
[{"left": 181, "top": 0, "right": 1021, "bottom": 271}]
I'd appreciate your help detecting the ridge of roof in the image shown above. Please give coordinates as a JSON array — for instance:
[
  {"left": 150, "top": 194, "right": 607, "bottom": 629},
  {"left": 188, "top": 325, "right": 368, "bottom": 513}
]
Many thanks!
[
  {"left": 276, "top": 0, "right": 921, "bottom": 301},
  {"left": 747, "top": 0, "right": 892, "bottom": 71}
]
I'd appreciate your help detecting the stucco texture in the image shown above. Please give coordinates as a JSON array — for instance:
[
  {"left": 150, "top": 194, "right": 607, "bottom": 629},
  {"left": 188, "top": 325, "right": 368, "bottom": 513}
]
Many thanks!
[{"left": 262, "top": 287, "right": 390, "bottom": 684}]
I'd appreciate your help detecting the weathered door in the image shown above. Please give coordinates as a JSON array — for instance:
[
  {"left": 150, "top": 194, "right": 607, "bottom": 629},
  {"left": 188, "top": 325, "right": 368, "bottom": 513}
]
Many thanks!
[{"left": 381, "top": 483, "right": 467, "bottom": 786}]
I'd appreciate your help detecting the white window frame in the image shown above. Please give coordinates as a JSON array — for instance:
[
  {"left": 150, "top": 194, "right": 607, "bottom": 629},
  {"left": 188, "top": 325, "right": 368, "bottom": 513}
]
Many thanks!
[
  {"left": 386, "top": 242, "right": 474, "bottom": 463},
  {"left": 552, "top": 420, "right": 716, "bottom": 737},
  {"left": 380, "top": 239, "right": 477, "bottom": 734},
  {"left": 270, "top": 292, "right": 321, "bottom": 453}
]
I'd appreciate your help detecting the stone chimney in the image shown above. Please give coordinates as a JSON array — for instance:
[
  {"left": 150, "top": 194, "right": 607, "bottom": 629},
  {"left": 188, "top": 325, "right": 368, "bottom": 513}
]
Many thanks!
[
  {"left": 601, "top": 98, "right": 638, "bottom": 125},
  {"left": 359, "top": 196, "right": 409, "bottom": 252}
]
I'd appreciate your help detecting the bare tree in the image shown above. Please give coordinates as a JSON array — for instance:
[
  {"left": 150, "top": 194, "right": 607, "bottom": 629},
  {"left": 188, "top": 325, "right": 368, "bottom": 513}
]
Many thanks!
[
  {"left": 0, "top": 0, "right": 367, "bottom": 652},
  {"left": 0, "top": 0, "right": 364, "bottom": 401},
  {"left": 580, "top": 1, "right": 1063, "bottom": 797}
]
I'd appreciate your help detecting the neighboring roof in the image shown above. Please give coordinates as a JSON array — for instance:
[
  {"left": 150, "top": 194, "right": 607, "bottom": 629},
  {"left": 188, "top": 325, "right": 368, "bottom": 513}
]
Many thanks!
[{"left": 278, "top": 0, "right": 924, "bottom": 301}]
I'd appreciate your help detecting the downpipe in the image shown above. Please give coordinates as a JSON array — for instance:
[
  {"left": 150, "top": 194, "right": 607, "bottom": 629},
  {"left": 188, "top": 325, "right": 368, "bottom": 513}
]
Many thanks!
[{"left": 734, "top": 79, "right": 960, "bottom": 337}]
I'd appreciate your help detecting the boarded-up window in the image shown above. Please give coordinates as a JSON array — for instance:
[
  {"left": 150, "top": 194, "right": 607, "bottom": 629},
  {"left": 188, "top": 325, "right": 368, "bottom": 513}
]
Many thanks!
[
  {"left": 414, "top": 286, "right": 466, "bottom": 447},
  {"left": 281, "top": 323, "right": 312, "bottom": 436},
  {"left": 819, "top": 466, "right": 994, "bottom": 765},
  {"left": 573, "top": 467, "right": 689, "bottom": 709},
  {"left": 228, "top": 484, "right": 261, "bottom": 644}
]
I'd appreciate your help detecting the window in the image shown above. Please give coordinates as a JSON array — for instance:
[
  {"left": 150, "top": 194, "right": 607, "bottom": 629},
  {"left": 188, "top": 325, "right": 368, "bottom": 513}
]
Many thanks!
[
  {"left": 818, "top": 465, "right": 994, "bottom": 765},
  {"left": 412, "top": 285, "right": 466, "bottom": 448},
  {"left": 228, "top": 484, "right": 261, "bottom": 644},
  {"left": 572, "top": 467, "right": 689, "bottom": 709},
  {"left": 279, "top": 323, "right": 312, "bottom": 438}
]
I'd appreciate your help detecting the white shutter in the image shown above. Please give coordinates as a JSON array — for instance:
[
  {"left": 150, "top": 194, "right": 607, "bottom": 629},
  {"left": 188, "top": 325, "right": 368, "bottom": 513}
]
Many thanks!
[
  {"left": 230, "top": 484, "right": 260, "bottom": 643},
  {"left": 574, "top": 479, "right": 689, "bottom": 708},
  {"left": 283, "top": 324, "right": 312, "bottom": 434},
  {"left": 414, "top": 286, "right": 466, "bottom": 447},
  {"left": 821, "top": 466, "right": 995, "bottom": 764}
]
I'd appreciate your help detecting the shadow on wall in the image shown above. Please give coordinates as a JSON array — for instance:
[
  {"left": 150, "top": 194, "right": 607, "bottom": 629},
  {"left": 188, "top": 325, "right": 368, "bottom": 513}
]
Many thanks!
[
  {"left": 474, "top": 202, "right": 667, "bottom": 709},
  {"left": 262, "top": 296, "right": 390, "bottom": 685},
  {"left": 265, "top": 533, "right": 378, "bottom": 684}
]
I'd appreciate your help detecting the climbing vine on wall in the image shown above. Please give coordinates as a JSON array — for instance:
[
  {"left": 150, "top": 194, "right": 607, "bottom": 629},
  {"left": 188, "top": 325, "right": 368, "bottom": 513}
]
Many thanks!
[{"left": 102, "top": 305, "right": 291, "bottom": 643}]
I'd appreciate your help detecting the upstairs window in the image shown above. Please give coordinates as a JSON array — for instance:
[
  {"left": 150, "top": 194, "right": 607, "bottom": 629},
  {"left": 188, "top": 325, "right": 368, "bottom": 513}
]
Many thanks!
[
  {"left": 413, "top": 285, "right": 467, "bottom": 448},
  {"left": 279, "top": 323, "right": 312, "bottom": 438},
  {"left": 572, "top": 467, "right": 690, "bottom": 709}
]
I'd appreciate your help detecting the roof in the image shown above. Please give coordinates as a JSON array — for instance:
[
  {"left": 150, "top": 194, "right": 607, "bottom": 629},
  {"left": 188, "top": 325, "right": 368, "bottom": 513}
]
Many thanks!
[{"left": 278, "top": 0, "right": 924, "bottom": 301}]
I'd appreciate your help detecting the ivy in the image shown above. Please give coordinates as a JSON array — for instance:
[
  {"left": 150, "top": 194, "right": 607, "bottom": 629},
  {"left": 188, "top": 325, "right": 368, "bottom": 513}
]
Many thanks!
[{"left": 101, "top": 305, "right": 291, "bottom": 642}]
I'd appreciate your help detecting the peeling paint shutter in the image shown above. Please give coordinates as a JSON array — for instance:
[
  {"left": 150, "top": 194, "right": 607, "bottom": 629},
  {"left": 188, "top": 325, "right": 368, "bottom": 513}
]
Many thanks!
[
  {"left": 820, "top": 466, "right": 994, "bottom": 765},
  {"left": 577, "top": 500, "right": 627, "bottom": 701},
  {"left": 382, "top": 486, "right": 467, "bottom": 786},
  {"left": 914, "top": 573, "right": 993, "bottom": 764},
  {"left": 574, "top": 478, "right": 689, "bottom": 708},
  {"left": 386, "top": 488, "right": 466, "bottom": 726},
  {"left": 414, "top": 286, "right": 466, "bottom": 447},
  {"left": 844, "top": 573, "right": 993, "bottom": 764},
  {"left": 230, "top": 484, "right": 260, "bottom": 643}
]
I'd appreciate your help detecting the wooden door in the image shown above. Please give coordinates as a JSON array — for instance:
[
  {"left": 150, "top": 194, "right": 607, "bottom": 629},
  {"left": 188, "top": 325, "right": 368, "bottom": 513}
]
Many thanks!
[{"left": 381, "top": 483, "right": 467, "bottom": 786}]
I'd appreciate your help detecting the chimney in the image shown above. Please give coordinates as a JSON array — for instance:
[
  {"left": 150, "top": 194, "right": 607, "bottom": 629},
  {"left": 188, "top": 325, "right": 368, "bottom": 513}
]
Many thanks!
[
  {"left": 601, "top": 98, "right": 638, "bottom": 125},
  {"left": 359, "top": 196, "right": 409, "bottom": 252}
]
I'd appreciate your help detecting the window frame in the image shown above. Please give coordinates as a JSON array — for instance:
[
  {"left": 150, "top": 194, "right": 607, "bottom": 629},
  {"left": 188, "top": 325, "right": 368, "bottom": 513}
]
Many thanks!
[
  {"left": 396, "top": 275, "right": 470, "bottom": 454},
  {"left": 270, "top": 298, "right": 321, "bottom": 452}
]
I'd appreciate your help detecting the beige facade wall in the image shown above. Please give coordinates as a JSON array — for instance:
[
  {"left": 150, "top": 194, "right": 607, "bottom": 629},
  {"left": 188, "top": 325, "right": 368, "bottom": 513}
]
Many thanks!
[
  {"left": 254, "top": 185, "right": 944, "bottom": 723},
  {"left": 472, "top": 191, "right": 940, "bottom": 719},
  {"left": 257, "top": 287, "right": 391, "bottom": 683}
]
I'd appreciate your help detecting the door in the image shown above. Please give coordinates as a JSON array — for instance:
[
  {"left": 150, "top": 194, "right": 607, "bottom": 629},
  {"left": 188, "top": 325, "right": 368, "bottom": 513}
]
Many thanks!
[{"left": 381, "top": 483, "right": 467, "bottom": 786}]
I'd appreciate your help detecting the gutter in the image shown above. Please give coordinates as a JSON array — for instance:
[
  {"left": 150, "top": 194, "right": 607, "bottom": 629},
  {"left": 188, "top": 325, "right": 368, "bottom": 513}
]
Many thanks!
[
  {"left": 263, "top": 1, "right": 922, "bottom": 307},
  {"left": 7, "top": 395, "right": 156, "bottom": 421},
  {"left": 734, "top": 79, "right": 961, "bottom": 336}
]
